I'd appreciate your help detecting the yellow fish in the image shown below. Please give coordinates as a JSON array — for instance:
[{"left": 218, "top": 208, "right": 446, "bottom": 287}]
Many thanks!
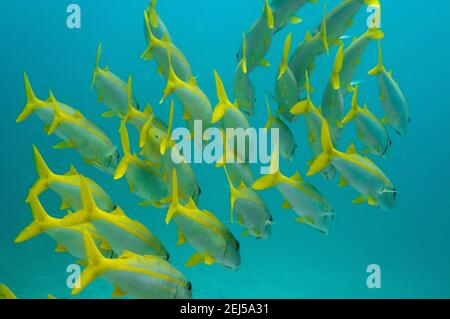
[
  {"left": 61, "top": 177, "right": 169, "bottom": 258},
  {"left": 166, "top": 170, "right": 241, "bottom": 269},
  {"left": 29, "top": 145, "right": 115, "bottom": 212},
  {"left": 72, "top": 231, "right": 191, "bottom": 299},
  {"left": 233, "top": 33, "right": 255, "bottom": 116},
  {"left": 15, "top": 191, "right": 113, "bottom": 260}
]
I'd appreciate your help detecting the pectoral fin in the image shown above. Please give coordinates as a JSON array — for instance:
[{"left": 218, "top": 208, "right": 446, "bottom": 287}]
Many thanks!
[
  {"left": 186, "top": 252, "right": 215, "bottom": 267},
  {"left": 351, "top": 195, "right": 366, "bottom": 204},
  {"left": 281, "top": 199, "right": 293, "bottom": 209},
  {"left": 177, "top": 227, "right": 187, "bottom": 246},
  {"left": 338, "top": 176, "right": 348, "bottom": 187},
  {"left": 102, "top": 110, "right": 115, "bottom": 118},
  {"left": 55, "top": 243, "right": 67, "bottom": 253},
  {"left": 53, "top": 140, "right": 75, "bottom": 149}
]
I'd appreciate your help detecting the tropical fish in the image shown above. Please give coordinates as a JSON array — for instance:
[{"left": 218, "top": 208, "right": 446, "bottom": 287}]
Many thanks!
[
  {"left": 265, "top": 98, "right": 297, "bottom": 162},
  {"left": 122, "top": 76, "right": 168, "bottom": 167},
  {"left": 114, "top": 122, "right": 170, "bottom": 208},
  {"left": 61, "top": 177, "right": 169, "bottom": 258},
  {"left": 15, "top": 191, "right": 113, "bottom": 260},
  {"left": 0, "top": 284, "right": 17, "bottom": 299},
  {"left": 288, "top": 3, "right": 329, "bottom": 94},
  {"left": 237, "top": 0, "right": 274, "bottom": 72},
  {"left": 321, "top": 44, "right": 345, "bottom": 139},
  {"left": 92, "top": 43, "right": 138, "bottom": 119},
  {"left": 252, "top": 149, "right": 334, "bottom": 234},
  {"left": 339, "top": 28, "right": 384, "bottom": 94},
  {"left": 317, "top": 0, "right": 380, "bottom": 48},
  {"left": 46, "top": 96, "right": 119, "bottom": 175},
  {"left": 368, "top": 41, "right": 410, "bottom": 136},
  {"left": 72, "top": 231, "right": 191, "bottom": 299},
  {"left": 275, "top": 32, "right": 302, "bottom": 122},
  {"left": 271, "top": 0, "right": 309, "bottom": 33},
  {"left": 166, "top": 170, "right": 241, "bottom": 269},
  {"left": 17, "top": 73, "right": 77, "bottom": 139},
  {"left": 16, "top": 74, "right": 119, "bottom": 175},
  {"left": 224, "top": 166, "right": 272, "bottom": 239},
  {"left": 28, "top": 146, "right": 115, "bottom": 212},
  {"left": 159, "top": 46, "right": 212, "bottom": 133},
  {"left": 233, "top": 33, "right": 255, "bottom": 116},
  {"left": 290, "top": 71, "right": 337, "bottom": 180},
  {"left": 144, "top": 0, "right": 171, "bottom": 43},
  {"left": 142, "top": 10, "right": 195, "bottom": 85},
  {"left": 159, "top": 101, "right": 201, "bottom": 205},
  {"left": 212, "top": 70, "right": 253, "bottom": 163},
  {"left": 342, "top": 86, "right": 391, "bottom": 157},
  {"left": 308, "top": 120, "right": 397, "bottom": 211}
]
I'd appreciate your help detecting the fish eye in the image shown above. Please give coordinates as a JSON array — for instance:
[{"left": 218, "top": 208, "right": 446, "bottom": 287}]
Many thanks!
[
  {"left": 136, "top": 103, "right": 141, "bottom": 111},
  {"left": 187, "top": 282, "right": 192, "bottom": 291},
  {"left": 236, "top": 241, "right": 240, "bottom": 250},
  {"left": 116, "top": 152, "right": 120, "bottom": 159}
]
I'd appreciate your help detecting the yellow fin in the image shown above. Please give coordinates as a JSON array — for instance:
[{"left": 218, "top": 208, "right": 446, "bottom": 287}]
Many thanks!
[
  {"left": 53, "top": 140, "right": 75, "bottom": 149},
  {"left": 331, "top": 44, "right": 344, "bottom": 90},
  {"left": 112, "top": 286, "right": 126, "bottom": 298},
  {"left": 281, "top": 199, "right": 293, "bottom": 209},
  {"left": 102, "top": 110, "right": 115, "bottom": 118},
  {"left": 264, "top": 0, "right": 274, "bottom": 29},
  {"left": 55, "top": 243, "right": 67, "bottom": 253},
  {"left": 368, "top": 197, "right": 377, "bottom": 206},
  {"left": 259, "top": 59, "right": 271, "bottom": 67},
  {"left": 186, "top": 252, "right": 205, "bottom": 267},
  {"left": 278, "top": 33, "right": 292, "bottom": 80},
  {"left": 60, "top": 199, "right": 70, "bottom": 210},
  {"left": 338, "top": 175, "right": 348, "bottom": 187},
  {"left": 177, "top": 227, "right": 187, "bottom": 246},
  {"left": 351, "top": 195, "right": 366, "bottom": 204},
  {"left": 346, "top": 143, "right": 358, "bottom": 155},
  {"left": 0, "top": 284, "right": 17, "bottom": 299},
  {"left": 289, "top": 16, "right": 302, "bottom": 24}
]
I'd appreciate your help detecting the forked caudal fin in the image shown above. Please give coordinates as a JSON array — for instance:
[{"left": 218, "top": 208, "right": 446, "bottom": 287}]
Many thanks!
[
  {"left": 252, "top": 148, "right": 282, "bottom": 190},
  {"left": 16, "top": 72, "right": 45, "bottom": 123},
  {"left": 71, "top": 230, "right": 106, "bottom": 295},
  {"left": 321, "top": 1, "right": 329, "bottom": 55},
  {"left": 307, "top": 120, "right": 335, "bottom": 176},
  {"left": 26, "top": 146, "right": 56, "bottom": 202},
  {"left": 159, "top": 43, "right": 184, "bottom": 104},
  {"left": 341, "top": 85, "right": 360, "bottom": 125},
  {"left": 15, "top": 191, "right": 58, "bottom": 243},
  {"left": 160, "top": 100, "right": 174, "bottom": 155},
  {"left": 278, "top": 33, "right": 292, "bottom": 80},
  {"left": 368, "top": 40, "right": 385, "bottom": 76},
  {"left": 91, "top": 43, "right": 102, "bottom": 89},
  {"left": 211, "top": 70, "right": 233, "bottom": 124},
  {"left": 264, "top": 0, "right": 274, "bottom": 30},
  {"left": 331, "top": 44, "right": 344, "bottom": 90}
]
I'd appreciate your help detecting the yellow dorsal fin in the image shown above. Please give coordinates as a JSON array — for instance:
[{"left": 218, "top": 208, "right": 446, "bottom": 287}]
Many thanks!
[
  {"left": 264, "top": 96, "right": 276, "bottom": 129},
  {"left": 160, "top": 100, "right": 174, "bottom": 155},
  {"left": 212, "top": 69, "right": 233, "bottom": 124},
  {"left": 160, "top": 44, "right": 184, "bottom": 104},
  {"left": 331, "top": 44, "right": 344, "bottom": 90},
  {"left": 112, "top": 285, "right": 126, "bottom": 298},
  {"left": 346, "top": 143, "right": 358, "bottom": 155},
  {"left": 278, "top": 33, "right": 292, "bottom": 80},
  {"left": 241, "top": 32, "right": 248, "bottom": 74},
  {"left": 91, "top": 43, "right": 102, "bottom": 89},
  {"left": 32, "top": 145, "right": 54, "bottom": 179},
  {"left": 166, "top": 169, "right": 179, "bottom": 224},
  {"left": 223, "top": 165, "right": 238, "bottom": 222},
  {"left": 341, "top": 85, "right": 360, "bottom": 125},
  {"left": 66, "top": 165, "right": 79, "bottom": 176},
  {"left": 264, "top": 0, "right": 274, "bottom": 29},
  {"left": 291, "top": 171, "right": 302, "bottom": 182},
  {"left": 114, "top": 122, "right": 132, "bottom": 180}
]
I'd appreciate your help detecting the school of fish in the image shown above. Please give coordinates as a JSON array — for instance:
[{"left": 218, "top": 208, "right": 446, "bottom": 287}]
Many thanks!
[{"left": 2, "top": 0, "right": 409, "bottom": 299}]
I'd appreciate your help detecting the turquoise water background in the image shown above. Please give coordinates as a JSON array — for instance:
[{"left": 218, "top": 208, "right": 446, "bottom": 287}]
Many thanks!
[{"left": 1, "top": 0, "right": 449, "bottom": 298}]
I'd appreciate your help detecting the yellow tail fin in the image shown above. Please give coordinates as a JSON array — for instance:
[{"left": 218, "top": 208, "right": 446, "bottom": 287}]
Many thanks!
[
  {"left": 368, "top": 40, "right": 384, "bottom": 76},
  {"left": 46, "top": 92, "right": 65, "bottom": 135},
  {"left": 141, "top": 10, "right": 166, "bottom": 60},
  {"left": 160, "top": 44, "right": 183, "bottom": 104},
  {"left": 91, "top": 43, "right": 102, "bottom": 89},
  {"left": 341, "top": 85, "right": 360, "bottom": 125},
  {"left": 16, "top": 72, "right": 44, "bottom": 123},
  {"left": 114, "top": 122, "right": 132, "bottom": 180},
  {"left": 331, "top": 44, "right": 344, "bottom": 90},
  {"left": 0, "top": 284, "right": 17, "bottom": 299},
  {"left": 264, "top": 0, "right": 274, "bottom": 29},
  {"left": 223, "top": 164, "right": 238, "bottom": 222},
  {"left": 72, "top": 230, "right": 106, "bottom": 295},
  {"left": 15, "top": 191, "right": 55, "bottom": 243},
  {"left": 241, "top": 32, "right": 248, "bottom": 74},
  {"left": 278, "top": 33, "right": 292, "bottom": 80},
  {"left": 252, "top": 148, "right": 281, "bottom": 190},
  {"left": 290, "top": 71, "right": 313, "bottom": 115},
  {"left": 211, "top": 70, "right": 232, "bottom": 123},
  {"left": 264, "top": 97, "right": 276, "bottom": 129},
  {"left": 307, "top": 120, "right": 335, "bottom": 176}
]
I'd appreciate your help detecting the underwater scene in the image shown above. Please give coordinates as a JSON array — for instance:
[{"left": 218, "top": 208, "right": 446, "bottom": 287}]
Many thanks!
[{"left": 0, "top": 0, "right": 449, "bottom": 299}]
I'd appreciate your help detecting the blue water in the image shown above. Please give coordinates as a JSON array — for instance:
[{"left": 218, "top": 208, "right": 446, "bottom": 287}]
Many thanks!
[{"left": 1, "top": 0, "right": 449, "bottom": 299}]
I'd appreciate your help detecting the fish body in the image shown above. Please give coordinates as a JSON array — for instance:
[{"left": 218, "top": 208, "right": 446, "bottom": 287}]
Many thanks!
[
  {"left": 61, "top": 178, "right": 169, "bottom": 258},
  {"left": 233, "top": 34, "right": 255, "bottom": 116},
  {"left": 238, "top": 0, "right": 274, "bottom": 72},
  {"left": 265, "top": 98, "right": 297, "bottom": 162},
  {"left": 271, "top": 0, "right": 308, "bottom": 33},
  {"left": 291, "top": 72, "right": 336, "bottom": 180},
  {"left": 144, "top": 0, "right": 171, "bottom": 43},
  {"left": 369, "top": 41, "right": 409, "bottom": 136},
  {"left": 308, "top": 121, "right": 397, "bottom": 211},
  {"left": 73, "top": 231, "right": 191, "bottom": 299},
  {"left": 224, "top": 166, "right": 272, "bottom": 239},
  {"left": 167, "top": 170, "right": 240, "bottom": 270},
  {"left": 142, "top": 11, "right": 194, "bottom": 84},
  {"left": 92, "top": 44, "right": 138, "bottom": 118},
  {"left": 115, "top": 123, "right": 170, "bottom": 207},
  {"left": 339, "top": 28, "right": 384, "bottom": 94},
  {"left": 29, "top": 146, "right": 115, "bottom": 212},
  {"left": 342, "top": 87, "right": 391, "bottom": 157},
  {"left": 15, "top": 192, "right": 113, "bottom": 260},
  {"left": 0, "top": 284, "right": 17, "bottom": 299},
  {"left": 252, "top": 152, "right": 333, "bottom": 234}
]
